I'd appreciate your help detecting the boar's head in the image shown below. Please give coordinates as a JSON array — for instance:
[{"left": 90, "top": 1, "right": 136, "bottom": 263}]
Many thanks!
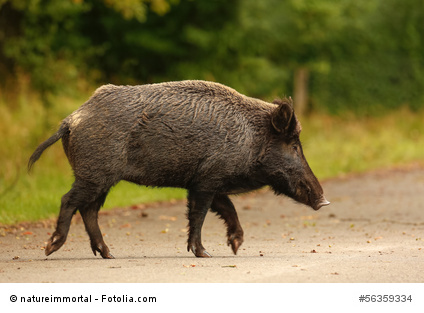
[{"left": 261, "top": 98, "right": 329, "bottom": 211}]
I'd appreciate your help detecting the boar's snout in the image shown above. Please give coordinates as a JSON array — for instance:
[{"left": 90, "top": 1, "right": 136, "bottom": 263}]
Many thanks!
[{"left": 294, "top": 181, "right": 330, "bottom": 211}]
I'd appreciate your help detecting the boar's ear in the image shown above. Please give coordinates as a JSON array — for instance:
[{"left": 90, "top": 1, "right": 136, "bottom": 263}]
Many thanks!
[{"left": 271, "top": 98, "right": 295, "bottom": 134}]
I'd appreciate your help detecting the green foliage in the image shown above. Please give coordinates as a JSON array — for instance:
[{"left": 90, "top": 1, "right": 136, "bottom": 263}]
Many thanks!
[
  {"left": 0, "top": 0, "right": 176, "bottom": 102},
  {"left": 103, "top": 0, "right": 175, "bottom": 21},
  {"left": 80, "top": 0, "right": 241, "bottom": 84},
  {"left": 0, "top": 0, "right": 88, "bottom": 100},
  {"left": 239, "top": 0, "right": 370, "bottom": 66},
  {"left": 311, "top": 0, "right": 424, "bottom": 114}
]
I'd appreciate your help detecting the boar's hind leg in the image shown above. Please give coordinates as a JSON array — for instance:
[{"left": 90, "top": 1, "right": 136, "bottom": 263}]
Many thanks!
[
  {"left": 186, "top": 191, "right": 215, "bottom": 258},
  {"left": 79, "top": 192, "right": 114, "bottom": 259},
  {"left": 210, "top": 194, "right": 244, "bottom": 255},
  {"left": 45, "top": 189, "right": 78, "bottom": 257},
  {"left": 45, "top": 179, "right": 110, "bottom": 258}
]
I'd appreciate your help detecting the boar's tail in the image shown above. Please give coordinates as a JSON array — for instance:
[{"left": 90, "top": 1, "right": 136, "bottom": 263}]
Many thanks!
[{"left": 28, "top": 122, "right": 69, "bottom": 172}]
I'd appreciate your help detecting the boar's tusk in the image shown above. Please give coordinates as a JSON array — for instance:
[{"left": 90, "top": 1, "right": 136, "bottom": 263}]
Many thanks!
[{"left": 315, "top": 197, "right": 330, "bottom": 210}]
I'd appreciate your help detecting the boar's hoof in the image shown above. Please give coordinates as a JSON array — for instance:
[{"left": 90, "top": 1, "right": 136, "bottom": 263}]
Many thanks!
[
  {"left": 101, "top": 252, "right": 115, "bottom": 259},
  {"left": 98, "top": 250, "right": 114, "bottom": 259},
  {"left": 196, "top": 250, "right": 212, "bottom": 258},
  {"left": 45, "top": 233, "right": 66, "bottom": 256},
  {"left": 227, "top": 235, "right": 243, "bottom": 255},
  {"left": 92, "top": 243, "right": 114, "bottom": 259},
  {"left": 189, "top": 245, "right": 212, "bottom": 258}
]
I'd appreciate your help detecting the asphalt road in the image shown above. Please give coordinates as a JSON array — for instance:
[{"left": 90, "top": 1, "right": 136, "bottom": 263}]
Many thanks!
[{"left": 1, "top": 164, "right": 423, "bottom": 283}]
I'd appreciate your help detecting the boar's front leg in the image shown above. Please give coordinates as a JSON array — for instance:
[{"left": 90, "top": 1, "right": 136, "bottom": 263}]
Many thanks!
[
  {"left": 186, "top": 190, "right": 214, "bottom": 258},
  {"left": 210, "top": 194, "right": 244, "bottom": 255}
]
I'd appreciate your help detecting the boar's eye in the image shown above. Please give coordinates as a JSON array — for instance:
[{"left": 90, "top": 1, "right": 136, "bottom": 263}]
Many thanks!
[{"left": 292, "top": 144, "right": 298, "bottom": 153}]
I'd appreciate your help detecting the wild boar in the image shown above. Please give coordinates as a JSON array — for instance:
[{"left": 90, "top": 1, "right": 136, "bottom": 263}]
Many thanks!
[{"left": 28, "top": 80, "right": 329, "bottom": 258}]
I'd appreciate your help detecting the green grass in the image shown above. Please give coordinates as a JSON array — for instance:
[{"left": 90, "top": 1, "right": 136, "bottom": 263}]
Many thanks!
[
  {"left": 300, "top": 109, "right": 424, "bottom": 178},
  {"left": 1, "top": 94, "right": 423, "bottom": 225}
]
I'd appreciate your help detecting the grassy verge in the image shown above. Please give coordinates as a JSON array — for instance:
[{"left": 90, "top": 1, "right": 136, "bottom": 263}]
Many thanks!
[
  {"left": 300, "top": 108, "right": 424, "bottom": 178},
  {"left": 1, "top": 94, "right": 423, "bottom": 225}
]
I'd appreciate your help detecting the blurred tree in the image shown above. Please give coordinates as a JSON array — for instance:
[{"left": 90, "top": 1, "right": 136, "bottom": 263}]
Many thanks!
[
  {"left": 77, "top": 0, "right": 239, "bottom": 84},
  {"left": 0, "top": 0, "right": 176, "bottom": 105},
  {"left": 312, "top": 0, "right": 424, "bottom": 114},
  {"left": 103, "top": 0, "right": 173, "bottom": 21},
  {"left": 365, "top": 0, "right": 424, "bottom": 111},
  {"left": 238, "top": 0, "right": 374, "bottom": 115},
  {"left": 0, "top": 0, "right": 87, "bottom": 105}
]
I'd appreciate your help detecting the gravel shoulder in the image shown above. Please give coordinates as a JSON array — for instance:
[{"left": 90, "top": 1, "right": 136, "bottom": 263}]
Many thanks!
[{"left": 1, "top": 164, "right": 423, "bottom": 283}]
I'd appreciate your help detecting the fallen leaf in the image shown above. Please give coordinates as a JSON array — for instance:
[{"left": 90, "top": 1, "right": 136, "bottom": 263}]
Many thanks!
[
  {"left": 22, "top": 231, "right": 33, "bottom": 235},
  {"left": 311, "top": 249, "right": 317, "bottom": 253},
  {"left": 159, "top": 215, "right": 177, "bottom": 221},
  {"left": 131, "top": 204, "right": 146, "bottom": 210},
  {"left": 221, "top": 265, "right": 237, "bottom": 268}
]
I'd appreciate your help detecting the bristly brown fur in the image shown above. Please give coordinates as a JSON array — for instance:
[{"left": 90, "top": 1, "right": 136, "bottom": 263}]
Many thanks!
[{"left": 29, "top": 80, "right": 325, "bottom": 259}]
